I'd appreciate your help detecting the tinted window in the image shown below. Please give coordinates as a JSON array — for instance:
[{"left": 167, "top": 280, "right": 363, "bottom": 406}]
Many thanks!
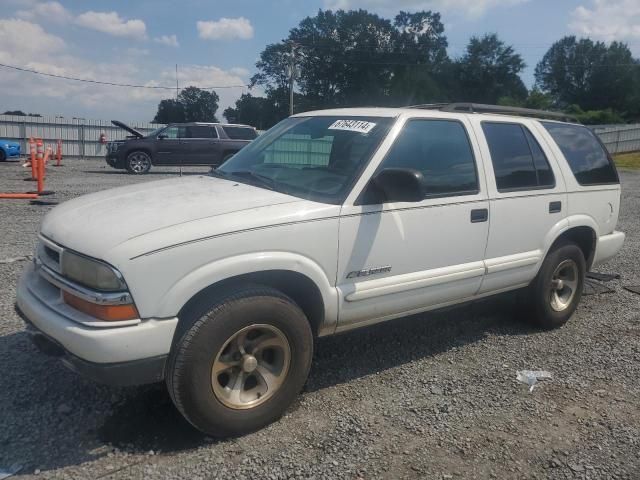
[
  {"left": 542, "top": 122, "right": 618, "bottom": 185},
  {"left": 160, "top": 126, "right": 186, "bottom": 139},
  {"left": 524, "top": 128, "right": 554, "bottom": 187},
  {"left": 187, "top": 126, "right": 217, "bottom": 138},
  {"left": 380, "top": 119, "right": 478, "bottom": 196},
  {"left": 482, "top": 122, "right": 555, "bottom": 191},
  {"left": 223, "top": 126, "right": 257, "bottom": 140}
]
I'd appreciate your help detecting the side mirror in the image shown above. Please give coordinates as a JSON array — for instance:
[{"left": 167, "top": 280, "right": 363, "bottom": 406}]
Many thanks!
[
  {"left": 371, "top": 168, "right": 425, "bottom": 203},
  {"left": 158, "top": 134, "right": 168, "bottom": 140}
]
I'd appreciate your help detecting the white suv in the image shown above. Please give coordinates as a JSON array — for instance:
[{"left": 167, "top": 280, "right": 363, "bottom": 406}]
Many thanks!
[{"left": 16, "top": 104, "right": 625, "bottom": 436}]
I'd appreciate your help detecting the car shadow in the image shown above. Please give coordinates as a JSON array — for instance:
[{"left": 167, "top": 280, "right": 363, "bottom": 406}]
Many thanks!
[{"left": 0, "top": 294, "right": 536, "bottom": 475}]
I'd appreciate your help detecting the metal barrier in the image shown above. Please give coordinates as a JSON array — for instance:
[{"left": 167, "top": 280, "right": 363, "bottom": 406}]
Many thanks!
[{"left": 0, "top": 114, "right": 163, "bottom": 158}]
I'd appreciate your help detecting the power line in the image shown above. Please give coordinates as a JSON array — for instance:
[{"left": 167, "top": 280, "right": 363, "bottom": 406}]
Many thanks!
[{"left": 0, "top": 62, "right": 249, "bottom": 90}]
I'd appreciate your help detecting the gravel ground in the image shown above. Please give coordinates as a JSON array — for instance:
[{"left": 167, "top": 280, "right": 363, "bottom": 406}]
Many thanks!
[{"left": 0, "top": 158, "right": 639, "bottom": 479}]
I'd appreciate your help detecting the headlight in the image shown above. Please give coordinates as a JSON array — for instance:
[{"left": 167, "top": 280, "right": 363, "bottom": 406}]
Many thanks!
[{"left": 61, "top": 251, "right": 126, "bottom": 291}]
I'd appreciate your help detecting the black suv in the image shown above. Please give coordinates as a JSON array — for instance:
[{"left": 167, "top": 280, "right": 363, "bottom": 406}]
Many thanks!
[{"left": 106, "top": 121, "right": 258, "bottom": 174}]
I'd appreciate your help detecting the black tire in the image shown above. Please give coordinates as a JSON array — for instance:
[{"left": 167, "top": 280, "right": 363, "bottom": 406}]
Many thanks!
[
  {"left": 166, "top": 286, "right": 313, "bottom": 437},
  {"left": 125, "top": 151, "right": 152, "bottom": 174},
  {"left": 0, "top": 150, "right": 6, "bottom": 162},
  {"left": 525, "top": 242, "right": 586, "bottom": 329}
]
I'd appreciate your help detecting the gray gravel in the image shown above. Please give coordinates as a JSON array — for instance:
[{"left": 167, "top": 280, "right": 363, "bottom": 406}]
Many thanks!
[{"left": 1, "top": 158, "right": 639, "bottom": 479}]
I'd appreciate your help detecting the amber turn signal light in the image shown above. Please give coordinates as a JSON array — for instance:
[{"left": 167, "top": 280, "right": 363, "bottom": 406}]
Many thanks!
[{"left": 63, "top": 291, "right": 139, "bottom": 321}]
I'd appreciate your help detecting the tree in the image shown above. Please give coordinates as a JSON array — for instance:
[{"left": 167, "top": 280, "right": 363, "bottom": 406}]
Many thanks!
[
  {"left": 152, "top": 86, "right": 219, "bottom": 123},
  {"left": 224, "top": 93, "right": 279, "bottom": 130},
  {"left": 453, "top": 34, "right": 527, "bottom": 104},
  {"left": 535, "top": 36, "right": 637, "bottom": 114},
  {"left": 251, "top": 8, "right": 452, "bottom": 115},
  {"left": 152, "top": 99, "right": 184, "bottom": 124},
  {"left": 3, "top": 110, "right": 41, "bottom": 117}
]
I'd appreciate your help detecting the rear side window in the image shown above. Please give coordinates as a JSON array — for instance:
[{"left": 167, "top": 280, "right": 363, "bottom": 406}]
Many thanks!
[
  {"left": 223, "top": 126, "right": 257, "bottom": 140},
  {"left": 482, "top": 122, "right": 555, "bottom": 191},
  {"left": 186, "top": 126, "right": 217, "bottom": 138},
  {"left": 380, "top": 119, "right": 478, "bottom": 197},
  {"left": 542, "top": 122, "right": 619, "bottom": 185}
]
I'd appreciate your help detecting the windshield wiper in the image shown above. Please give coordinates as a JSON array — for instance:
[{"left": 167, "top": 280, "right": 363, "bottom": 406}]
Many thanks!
[{"left": 215, "top": 170, "right": 276, "bottom": 191}]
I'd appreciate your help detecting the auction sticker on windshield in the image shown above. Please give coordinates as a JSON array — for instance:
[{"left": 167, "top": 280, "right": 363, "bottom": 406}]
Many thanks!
[{"left": 328, "top": 119, "right": 377, "bottom": 134}]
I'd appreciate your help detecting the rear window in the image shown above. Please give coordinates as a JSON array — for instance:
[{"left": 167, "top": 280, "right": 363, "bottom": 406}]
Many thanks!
[
  {"left": 542, "top": 122, "right": 619, "bottom": 185},
  {"left": 482, "top": 122, "right": 555, "bottom": 191},
  {"left": 223, "top": 126, "right": 257, "bottom": 140}
]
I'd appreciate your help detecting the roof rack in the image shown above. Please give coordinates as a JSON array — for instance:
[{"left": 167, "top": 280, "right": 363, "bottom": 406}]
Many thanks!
[{"left": 407, "top": 102, "right": 578, "bottom": 123}]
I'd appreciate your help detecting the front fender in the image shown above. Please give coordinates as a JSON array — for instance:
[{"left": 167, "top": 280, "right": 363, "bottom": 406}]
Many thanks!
[{"left": 156, "top": 251, "right": 338, "bottom": 334}]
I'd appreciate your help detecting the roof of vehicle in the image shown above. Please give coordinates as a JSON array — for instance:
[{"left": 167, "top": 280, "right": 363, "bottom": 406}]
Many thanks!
[
  {"left": 168, "top": 122, "right": 255, "bottom": 128},
  {"left": 293, "top": 103, "right": 580, "bottom": 125}
]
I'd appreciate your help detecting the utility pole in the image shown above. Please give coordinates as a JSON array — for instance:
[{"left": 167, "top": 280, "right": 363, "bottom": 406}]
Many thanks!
[
  {"left": 175, "top": 64, "right": 179, "bottom": 100},
  {"left": 288, "top": 42, "right": 296, "bottom": 116}
]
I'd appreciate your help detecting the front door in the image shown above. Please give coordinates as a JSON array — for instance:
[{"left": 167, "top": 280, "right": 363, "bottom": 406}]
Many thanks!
[
  {"left": 155, "top": 126, "right": 187, "bottom": 165},
  {"left": 336, "top": 117, "right": 490, "bottom": 331}
]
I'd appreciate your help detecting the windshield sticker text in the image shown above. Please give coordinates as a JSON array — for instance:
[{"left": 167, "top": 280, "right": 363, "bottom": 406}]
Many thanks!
[{"left": 328, "top": 120, "right": 377, "bottom": 134}]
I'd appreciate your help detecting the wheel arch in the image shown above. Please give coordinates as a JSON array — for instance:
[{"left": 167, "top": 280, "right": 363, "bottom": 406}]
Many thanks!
[
  {"left": 545, "top": 218, "right": 597, "bottom": 270},
  {"left": 160, "top": 252, "right": 338, "bottom": 344}
]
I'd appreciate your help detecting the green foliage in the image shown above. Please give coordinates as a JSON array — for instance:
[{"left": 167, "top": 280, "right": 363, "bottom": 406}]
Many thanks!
[
  {"left": 535, "top": 36, "right": 637, "bottom": 114},
  {"left": 453, "top": 34, "right": 527, "bottom": 104},
  {"left": 565, "top": 105, "right": 625, "bottom": 125},
  {"left": 3, "top": 110, "right": 41, "bottom": 117},
  {"left": 152, "top": 86, "right": 219, "bottom": 123}
]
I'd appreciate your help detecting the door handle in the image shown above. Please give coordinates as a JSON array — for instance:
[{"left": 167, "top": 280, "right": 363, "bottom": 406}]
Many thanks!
[
  {"left": 470, "top": 208, "right": 488, "bottom": 223},
  {"left": 549, "top": 201, "right": 562, "bottom": 213}
]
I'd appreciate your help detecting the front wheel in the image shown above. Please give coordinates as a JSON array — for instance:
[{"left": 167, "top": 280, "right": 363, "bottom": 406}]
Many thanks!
[
  {"left": 125, "top": 151, "right": 152, "bottom": 174},
  {"left": 525, "top": 242, "right": 586, "bottom": 329},
  {"left": 0, "top": 150, "right": 6, "bottom": 162},
  {"left": 166, "top": 286, "right": 313, "bottom": 437}
]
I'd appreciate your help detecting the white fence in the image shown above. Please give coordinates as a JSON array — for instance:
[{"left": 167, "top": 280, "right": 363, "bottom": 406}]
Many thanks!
[
  {"left": 0, "top": 114, "right": 162, "bottom": 158},
  {"left": 592, "top": 124, "right": 640, "bottom": 155}
]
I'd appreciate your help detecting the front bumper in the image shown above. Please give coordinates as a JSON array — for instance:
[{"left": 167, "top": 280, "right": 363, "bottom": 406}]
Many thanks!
[
  {"left": 105, "top": 152, "right": 124, "bottom": 168},
  {"left": 17, "top": 306, "right": 167, "bottom": 386},
  {"left": 16, "top": 262, "right": 178, "bottom": 385}
]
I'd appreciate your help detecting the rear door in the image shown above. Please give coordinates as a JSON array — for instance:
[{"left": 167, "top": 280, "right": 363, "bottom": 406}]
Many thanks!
[
  {"left": 184, "top": 125, "right": 221, "bottom": 165},
  {"left": 155, "top": 126, "right": 186, "bottom": 165},
  {"left": 470, "top": 118, "right": 568, "bottom": 294}
]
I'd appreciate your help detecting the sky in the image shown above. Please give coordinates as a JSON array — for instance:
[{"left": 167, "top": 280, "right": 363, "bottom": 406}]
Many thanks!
[{"left": 1, "top": 0, "right": 639, "bottom": 123}]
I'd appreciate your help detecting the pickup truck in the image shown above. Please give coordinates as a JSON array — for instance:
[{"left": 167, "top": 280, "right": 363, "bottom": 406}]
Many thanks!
[
  {"left": 106, "top": 121, "right": 257, "bottom": 174},
  {"left": 16, "top": 103, "right": 624, "bottom": 437}
]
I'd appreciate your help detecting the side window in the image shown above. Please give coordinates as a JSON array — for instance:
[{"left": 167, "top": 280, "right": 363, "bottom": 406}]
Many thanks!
[
  {"left": 161, "top": 127, "right": 179, "bottom": 139},
  {"left": 482, "top": 122, "right": 555, "bottom": 191},
  {"left": 541, "top": 122, "right": 619, "bottom": 185},
  {"left": 223, "top": 126, "right": 257, "bottom": 140},
  {"left": 186, "top": 126, "right": 217, "bottom": 138},
  {"left": 380, "top": 119, "right": 479, "bottom": 197}
]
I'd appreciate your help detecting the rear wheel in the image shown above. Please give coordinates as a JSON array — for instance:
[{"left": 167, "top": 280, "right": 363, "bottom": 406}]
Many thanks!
[
  {"left": 125, "top": 151, "right": 151, "bottom": 174},
  {"left": 0, "top": 150, "right": 6, "bottom": 162},
  {"left": 525, "top": 242, "right": 585, "bottom": 329},
  {"left": 166, "top": 286, "right": 313, "bottom": 437}
]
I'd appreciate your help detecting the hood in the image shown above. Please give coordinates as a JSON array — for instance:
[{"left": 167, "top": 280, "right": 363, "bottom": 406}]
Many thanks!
[
  {"left": 112, "top": 120, "right": 145, "bottom": 139},
  {"left": 40, "top": 176, "right": 304, "bottom": 259},
  {"left": 1, "top": 139, "right": 20, "bottom": 147}
]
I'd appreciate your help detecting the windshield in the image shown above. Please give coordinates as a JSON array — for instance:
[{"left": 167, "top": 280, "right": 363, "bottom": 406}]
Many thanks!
[{"left": 216, "top": 115, "right": 394, "bottom": 204}]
